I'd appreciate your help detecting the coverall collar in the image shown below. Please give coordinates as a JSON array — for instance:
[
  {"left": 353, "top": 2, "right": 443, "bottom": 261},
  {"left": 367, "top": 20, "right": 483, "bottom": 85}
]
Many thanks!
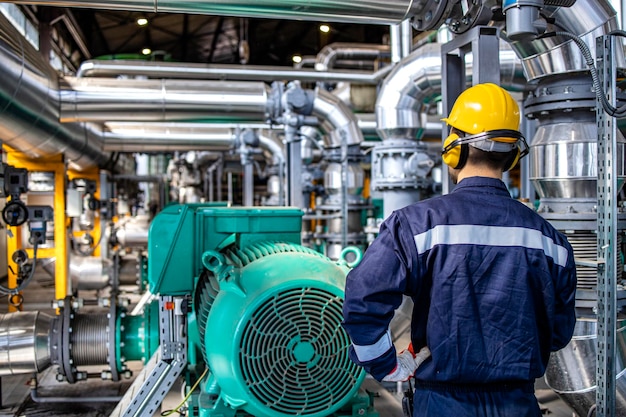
[{"left": 453, "top": 176, "right": 510, "bottom": 197}]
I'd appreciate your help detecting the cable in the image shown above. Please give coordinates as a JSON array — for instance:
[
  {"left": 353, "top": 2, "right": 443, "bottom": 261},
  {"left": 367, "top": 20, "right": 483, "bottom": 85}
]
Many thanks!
[
  {"left": 587, "top": 403, "right": 597, "bottom": 417},
  {"left": 538, "top": 31, "right": 626, "bottom": 118},
  {"left": 0, "top": 242, "right": 39, "bottom": 296},
  {"left": 161, "top": 368, "right": 209, "bottom": 416}
]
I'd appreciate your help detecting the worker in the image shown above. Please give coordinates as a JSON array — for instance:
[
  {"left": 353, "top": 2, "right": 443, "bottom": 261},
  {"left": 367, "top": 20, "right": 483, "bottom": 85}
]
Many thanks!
[{"left": 342, "top": 83, "right": 577, "bottom": 416}]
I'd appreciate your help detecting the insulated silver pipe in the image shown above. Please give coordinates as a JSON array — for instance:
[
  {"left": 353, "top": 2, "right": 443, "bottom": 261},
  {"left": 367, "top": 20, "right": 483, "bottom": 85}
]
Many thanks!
[
  {"left": 0, "top": 13, "right": 110, "bottom": 170},
  {"left": 507, "top": 0, "right": 624, "bottom": 81},
  {"left": 0, "top": 312, "right": 53, "bottom": 376},
  {"left": 4, "top": 1, "right": 421, "bottom": 24},
  {"left": 102, "top": 125, "right": 239, "bottom": 152},
  {"left": 314, "top": 42, "right": 390, "bottom": 71},
  {"left": 69, "top": 256, "right": 112, "bottom": 290},
  {"left": 258, "top": 132, "right": 285, "bottom": 167},
  {"left": 75, "top": 61, "right": 392, "bottom": 84},
  {"left": 313, "top": 88, "right": 364, "bottom": 148},
  {"left": 60, "top": 77, "right": 270, "bottom": 122},
  {"left": 375, "top": 40, "right": 525, "bottom": 141}
]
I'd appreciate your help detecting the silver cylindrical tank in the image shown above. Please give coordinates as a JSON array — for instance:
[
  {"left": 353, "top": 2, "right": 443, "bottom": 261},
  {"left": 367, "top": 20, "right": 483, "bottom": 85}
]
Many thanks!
[{"left": 0, "top": 312, "right": 52, "bottom": 376}]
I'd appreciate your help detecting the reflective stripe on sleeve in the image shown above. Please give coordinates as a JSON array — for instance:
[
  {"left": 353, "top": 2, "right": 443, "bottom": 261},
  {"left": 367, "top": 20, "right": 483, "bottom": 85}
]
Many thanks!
[
  {"left": 413, "top": 225, "right": 569, "bottom": 267},
  {"left": 352, "top": 329, "right": 393, "bottom": 362}
]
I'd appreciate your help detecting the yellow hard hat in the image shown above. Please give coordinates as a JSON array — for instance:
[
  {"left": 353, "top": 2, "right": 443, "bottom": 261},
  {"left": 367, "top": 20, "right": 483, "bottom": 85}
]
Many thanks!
[{"left": 441, "top": 83, "right": 521, "bottom": 136}]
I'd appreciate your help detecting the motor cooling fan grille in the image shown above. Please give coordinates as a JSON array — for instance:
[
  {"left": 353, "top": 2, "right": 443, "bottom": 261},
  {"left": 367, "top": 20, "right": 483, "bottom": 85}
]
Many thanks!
[{"left": 240, "top": 287, "right": 360, "bottom": 416}]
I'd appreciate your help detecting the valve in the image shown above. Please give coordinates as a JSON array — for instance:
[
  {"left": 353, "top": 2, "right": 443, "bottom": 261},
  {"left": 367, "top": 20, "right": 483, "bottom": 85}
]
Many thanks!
[{"left": 1, "top": 165, "right": 29, "bottom": 227}]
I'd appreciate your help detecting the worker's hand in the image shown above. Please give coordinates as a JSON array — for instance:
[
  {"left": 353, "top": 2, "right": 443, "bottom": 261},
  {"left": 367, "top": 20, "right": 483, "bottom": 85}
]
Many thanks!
[
  {"left": 413, "top": 346, "right": 431, "bottom": 368},
  {"left": 382, "top": 345, "right": 431, "bottom": 382}
]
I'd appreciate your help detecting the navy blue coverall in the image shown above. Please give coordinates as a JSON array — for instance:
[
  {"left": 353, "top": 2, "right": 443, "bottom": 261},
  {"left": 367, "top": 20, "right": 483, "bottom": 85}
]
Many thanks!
[{"left": 342, "top": 177, "right": 577, "bottom": 416}]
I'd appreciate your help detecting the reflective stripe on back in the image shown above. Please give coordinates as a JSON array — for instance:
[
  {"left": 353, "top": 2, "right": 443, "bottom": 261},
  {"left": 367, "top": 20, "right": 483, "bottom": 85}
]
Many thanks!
[{"left": 413, "top": 225, "right": 569, "bottom": 267}]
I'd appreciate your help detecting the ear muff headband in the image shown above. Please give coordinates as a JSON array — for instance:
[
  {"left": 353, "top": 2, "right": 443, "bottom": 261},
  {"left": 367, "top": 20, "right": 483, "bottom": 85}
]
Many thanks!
[{"left": 441, "top": 129, "right": 529, "bottom": 171}]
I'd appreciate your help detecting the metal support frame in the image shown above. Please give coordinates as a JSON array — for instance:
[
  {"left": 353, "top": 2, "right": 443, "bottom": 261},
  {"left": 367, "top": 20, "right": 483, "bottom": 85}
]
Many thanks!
[
  {"left": 5, "top": 151, "right": 68, "bottom": 308},
  {"left": 595, "top": 34, "right": 619, "bottom": 417},
  {"left": 440, "top": 26, "right": 500, "bottom": 194},
  {"left": 109, "top": 295, "right": 188, "bottom": 417}
]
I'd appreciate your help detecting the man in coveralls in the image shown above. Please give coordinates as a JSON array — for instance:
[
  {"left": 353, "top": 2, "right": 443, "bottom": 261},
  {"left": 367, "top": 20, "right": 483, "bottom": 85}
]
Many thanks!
[{"left": 342, "top": 83, "right": 577, "bottom": 416}]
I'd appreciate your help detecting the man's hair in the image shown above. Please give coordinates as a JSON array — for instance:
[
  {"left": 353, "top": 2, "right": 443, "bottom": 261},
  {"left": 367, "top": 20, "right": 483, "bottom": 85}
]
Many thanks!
[{"left": 468, "top": 145, "right": 518, "bottom": 172}]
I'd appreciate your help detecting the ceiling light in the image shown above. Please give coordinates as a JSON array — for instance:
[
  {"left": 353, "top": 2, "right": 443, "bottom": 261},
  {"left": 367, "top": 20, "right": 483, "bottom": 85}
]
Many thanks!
[
  {"left": 319, "top": 24, "right": 330, "bottom": 33},
  {"left": 137, "top": 17, "right": 148, "bottom": 26},
  {"left": 292, "top": 55, "right": 302, "bottom": 64},
  {"left": 142, "top": 48, "right": 152, "bottom": 55}
]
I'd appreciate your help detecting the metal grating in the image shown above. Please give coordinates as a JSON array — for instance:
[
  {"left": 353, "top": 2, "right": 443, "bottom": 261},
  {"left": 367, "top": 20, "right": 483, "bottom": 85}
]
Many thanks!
[
  {"left": 239, "top": 287, "right": 360, "bottom": 416},
  {"left": 566, "top": 230, "right": 623, "bottom": 290}
]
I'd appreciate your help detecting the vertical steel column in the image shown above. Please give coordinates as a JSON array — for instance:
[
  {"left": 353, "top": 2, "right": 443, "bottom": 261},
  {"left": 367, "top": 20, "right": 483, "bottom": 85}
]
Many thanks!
[
  {"left": 440, "top": 26, "right": 500, "bottom": 194},
  {"left": 595, "top": 33, "right": 618, "bottom": 417}
]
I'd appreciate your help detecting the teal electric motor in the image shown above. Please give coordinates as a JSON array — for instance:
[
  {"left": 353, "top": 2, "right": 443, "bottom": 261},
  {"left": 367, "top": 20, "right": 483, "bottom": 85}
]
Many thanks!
[{"left": 148, "top": 206, "right": 370, "bottom": 417}]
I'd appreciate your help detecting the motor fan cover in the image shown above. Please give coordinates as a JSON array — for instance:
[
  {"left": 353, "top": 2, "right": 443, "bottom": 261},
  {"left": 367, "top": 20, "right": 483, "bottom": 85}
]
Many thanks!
[{"left": 202, "top": 246, "right": 364, "bottom": 417}]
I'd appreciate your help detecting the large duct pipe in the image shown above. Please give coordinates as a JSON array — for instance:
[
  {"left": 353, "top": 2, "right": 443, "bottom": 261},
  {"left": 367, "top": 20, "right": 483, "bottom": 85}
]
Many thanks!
[
  {"left": 0, "top": 13, "right": 111, "bottom": 170},
  {"left": 60, "top": 77, "right": 270, "bottom": 123},
  {"left": 507, "top": 0, "right": 624, "bottom": 82},
  {"left": 546, "top": 317, "right": 626, "bottom": 417},
  {"left": 375, "top": 40, "right": 525, "bottom": 141},
  {"left": 3, "top": 1, "right": 423, "bottom": 24},
  {"left": 0, "top": 312, "right": 52, "bottom": 376}
]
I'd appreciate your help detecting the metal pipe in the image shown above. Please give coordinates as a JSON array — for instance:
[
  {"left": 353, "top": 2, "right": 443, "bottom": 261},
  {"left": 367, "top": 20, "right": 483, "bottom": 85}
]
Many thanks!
[
  {"left": 69, "top": 256, "right": 111, "bottom": 290},
  {"left": 243, "top": 162, "right": 254, "bottom": 206},
  {"left": 507, "top": 0, "right": 624, "bottom": 81},
  {"left": 75, "top": 60, "right": 392, "bottom": 84},
  {"left": 400, "top": 19, "right": 412, "bottom": 57},
  {"left": 0, "top": 13, "right": 110, "bottom": 170},
  {"left": 375, "top": 40, "right": 525, "bottom": 141},
  {"left": 390, "top": 24, "right": 402, "bottom": 64},
  {"left": 60, "top": 77, "right": 270, "bottom": 122},
  {"left": 314, "top": 42, "right": 390, "bottom": 71},
  {"left": 0, "top": 312, "right": 53, "bottom": 376},
  {"left": 313, "top": 88, "right": 364, "bottom": 148},
  {"left": 102, "top": 125, "right": 239, "bottom": 152},
  {"left": 258, "top": 131, "right": 285, "bottom": 167},
  {"left": 3, "top": 1, "right": 421, "bottom": 24}
]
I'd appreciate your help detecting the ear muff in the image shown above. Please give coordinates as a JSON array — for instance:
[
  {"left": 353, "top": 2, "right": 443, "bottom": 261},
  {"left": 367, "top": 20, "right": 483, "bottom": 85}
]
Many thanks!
[
  {"left": 443, "top": 129, "right": 529, "bottom": 171},
  {"left": 502, "top": 147, "right": 521, "bottom": 172},
  {"left": 442, "top": 133, "right": 469, "bottom": 169}
]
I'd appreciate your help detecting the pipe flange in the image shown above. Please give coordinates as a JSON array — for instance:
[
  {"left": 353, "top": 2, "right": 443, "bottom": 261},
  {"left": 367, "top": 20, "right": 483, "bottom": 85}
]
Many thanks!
[
  {"left": 108, "top": 301, "right": 120, "bottom": 381},
  {"left": 448, "top": 0, "right": 499, "bottom": 34},
  {"left": 60, "top": 296, "right": 76, "bottom": 383},
  {"left": 524, "top": 75, "right": 626, "bottom": 117},
  {"left": 411, "top": 0, "right": 462, "bottom": 32}
]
